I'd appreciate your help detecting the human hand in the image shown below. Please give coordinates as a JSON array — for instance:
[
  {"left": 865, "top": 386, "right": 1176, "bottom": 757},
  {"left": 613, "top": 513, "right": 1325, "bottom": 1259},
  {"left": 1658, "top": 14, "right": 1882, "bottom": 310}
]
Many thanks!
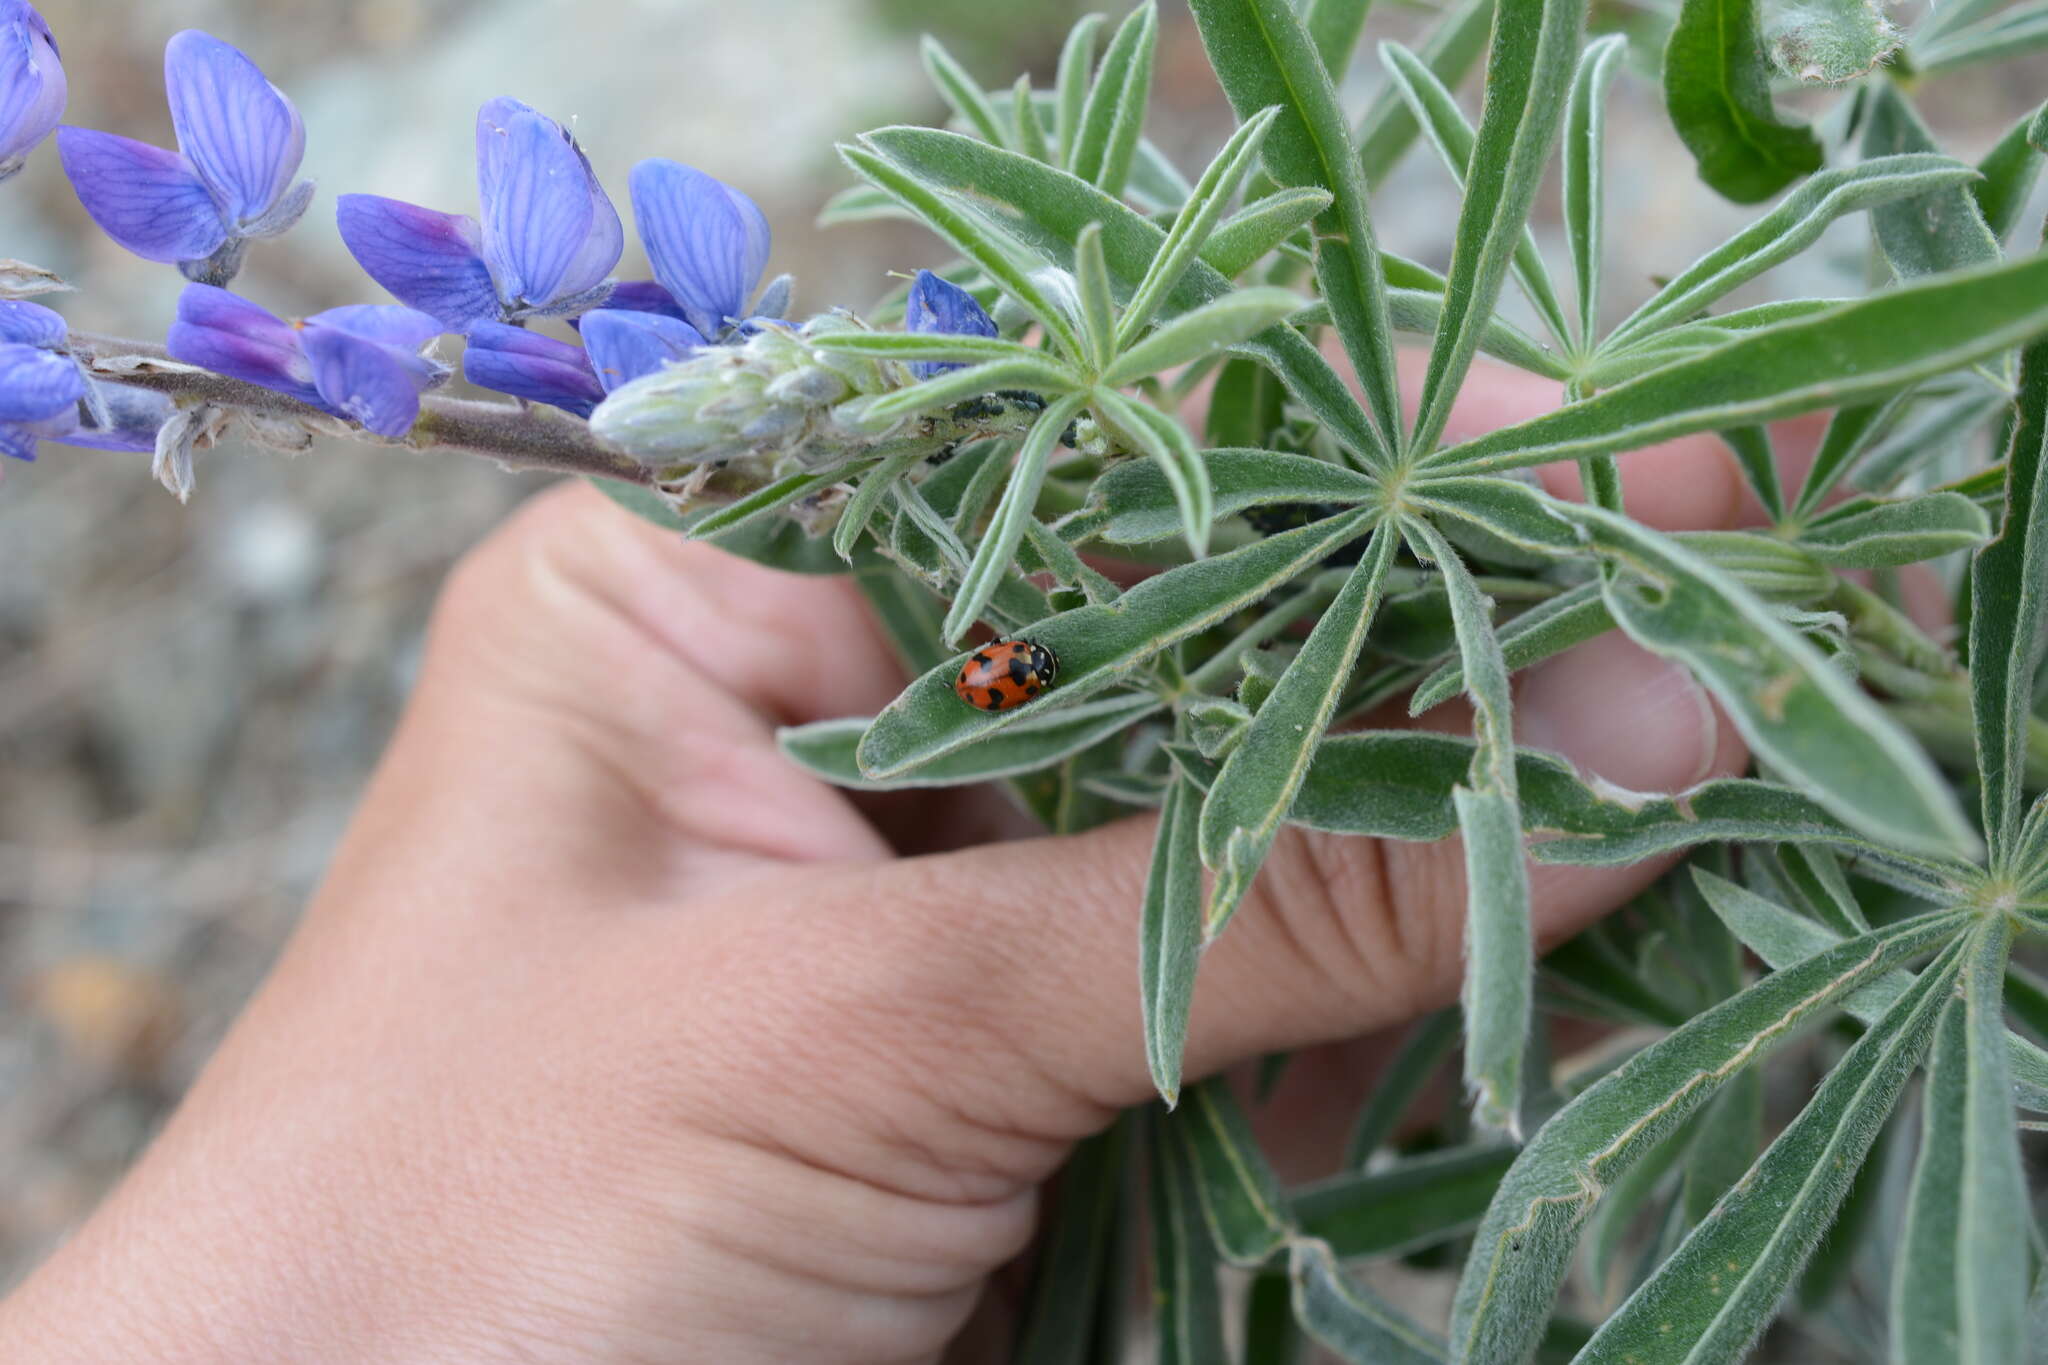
[{"left": 1, "top": 363, "right": 1763, "bottom": 1364}]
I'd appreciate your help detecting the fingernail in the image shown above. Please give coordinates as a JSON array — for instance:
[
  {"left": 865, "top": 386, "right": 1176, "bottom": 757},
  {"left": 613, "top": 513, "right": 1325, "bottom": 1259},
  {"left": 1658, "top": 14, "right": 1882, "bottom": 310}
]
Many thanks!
[{"left": 1516, "top": 632, "right": 1720, "bottom": 793}]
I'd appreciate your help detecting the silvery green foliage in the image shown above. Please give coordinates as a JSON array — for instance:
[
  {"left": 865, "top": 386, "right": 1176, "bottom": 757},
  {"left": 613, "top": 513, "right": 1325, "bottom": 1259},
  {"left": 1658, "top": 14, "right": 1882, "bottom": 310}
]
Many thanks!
[{"left": 746, "top": 0, "right": 2048, "bottom": 1358}]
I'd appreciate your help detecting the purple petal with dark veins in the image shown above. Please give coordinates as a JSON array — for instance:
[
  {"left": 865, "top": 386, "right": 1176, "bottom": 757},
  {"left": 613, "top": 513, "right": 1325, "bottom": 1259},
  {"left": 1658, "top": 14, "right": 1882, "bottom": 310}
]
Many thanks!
[
  {"left": 165, "top": 282, "right": 318, "bottom": 403},
  {"left": 336, "top": 193, "right": 498, "bottom": 329},
  {"left": 164, "top": 30, "right": 303, "bottom": 227},
  {"left": 462, "top": 322, "right": 605, "bottom": 416},
  {"left": 579, "top": 308, "right": 704, "bottom": 392},
  {"left": 0, "top": 1, "right": 65, "bottom": 172},
  {"left": 57, "top": 126, "right": 225, "bottom": 263},
  {"left": 0, "top": 297, "right": 66, "bottom": 349},
  {"left": 0, "top": 340, "right": 82, "bottom": 420},
  {"left": 629, "top": 158, "right": 769, "bottom": 338},
  {"left": 301, "top": 325, "right": 423, "bottom": 437}
]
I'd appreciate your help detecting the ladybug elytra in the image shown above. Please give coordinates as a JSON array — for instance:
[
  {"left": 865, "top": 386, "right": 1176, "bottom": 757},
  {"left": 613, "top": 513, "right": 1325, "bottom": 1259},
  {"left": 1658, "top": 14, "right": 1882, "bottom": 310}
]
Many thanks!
[{"left": 953, "top": 639, "right": 1058, "bottom": 712}]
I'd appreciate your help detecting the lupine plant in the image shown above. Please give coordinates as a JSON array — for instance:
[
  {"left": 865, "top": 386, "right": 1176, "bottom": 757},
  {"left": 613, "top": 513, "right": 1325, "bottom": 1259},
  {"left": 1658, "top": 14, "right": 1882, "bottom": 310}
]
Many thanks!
[{"left": 10, "top": 0, "right": 2048, "bottom": 1358}]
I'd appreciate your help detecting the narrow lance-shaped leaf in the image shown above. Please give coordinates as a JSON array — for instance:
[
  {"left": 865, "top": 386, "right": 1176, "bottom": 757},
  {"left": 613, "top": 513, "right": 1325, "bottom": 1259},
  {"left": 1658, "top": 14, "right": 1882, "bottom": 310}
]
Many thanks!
[
  {"left": 1409, "top": 0, "right": 1587, "bottom": 455},
  {"left": 1141, "top": 778, "right": 1206, "bottom": 1105},
  {"left": 1147, "top": 1116, "right": 1230, "bottom": 1365},
  {"left": 1120, "top": 106, "right": 1281, "bottom": 343},
  {"left": 1956, "top": 916, "right": 2028, "bottom": 1364},
  {"left": 920, "top": 35, "right": 1008, "bottom": 147},
  {"left": 1355, "top": 0, "right": 1495, "bottom": 188},
  {"left": 1563, "top": 34, "right": 1626, "bottom": 347},
  {"left": 1426, "top": 251, "right": 2048, "bottom": 478},
  {"left": 1073, "top": 223, "right": 1117, "bottom": 373},
  {"left": 1069, "top": 1, "right": 1157, "bottom": 196},
  {"left": 839, "top": 142, "right": 1088, "bottom": 357},
  {"left": 1199, "top": 184, "right": 1332, "bottom": 279},
  {"left": 1893, "top": 995, "right": 1971, "bottom": 1365},
  {"left": 1560, "top": 501, "right": 1980, "bottom": 860},
  {"left": 1171, "top": 1077, "right": 1296, "bottom": 1265},
  {"left": 1380, "top": 40, "right": 1573, "bottom": 353},
  {"left": 1860, "top": 81, "right": 1999, "bottom": 281},
  {"left": 1291, "top": 1240, "right": 1450, "bottom": 1365},
  {"left": 1090, "top": 389, "right": 1215, "bottom": 556},
  {"left": 858, "top": 506, "right": 1375, "bottom": 777},
  {"left": 1103, "top": 287, "right": 1307, "bottom": 386},
  {"left": 851, "top": 127, "right": 1386, "bottom": 467},
  {"left": 1692, "top": 871, "right": 2048, "bottom": 1113},
  {"left": 1303, "top": 0, "right": 1376, "bottom": 79},
  {"left": 1079, "top": 446, "right": 1377, "bottom": 546},
  {"left": 1012, "top": 1121, "right": 1129, "bottom": 1365},
  {"left": 1197, "top": 526, "right": 1397, "bottom": 938},
  {"left": 1188, "top": 0, "right": 1403, "bottom": 463},
  {"left": 779, "top": 694, "right": 1162, "bottom": 791},
  {"left": 1662, "top": 0, "right": 1822, "bottom": 203},
  {"left": 1604, "top": 155, "right": 1978, "bottom": 348},
  {"left": 1053, "top": 12, "right": 1106, "bottom": 168},
  {"left": 945, "top": 395, "right": 1080, "bottom": 645},
  {"left": 1972, "top": 325, "right": 2048, "bottom": 860},
  {"left": 1296, "top": 1144, "right": 1514, "bottom": 1259},
  {"left": 1447, "top": 911, "right": 1970, "bottom": 1365},
  {"left": 1974, "top": 99, "right": 2048, "bottom": 242},
  {"left": 1575, "top": 935, "right": 1967, "bottom": 1364},
  {"left": 1407, "top": 517, "right": 1531, "bottom": 1132},
  {"left": 1799, "top": 491, "right": 1992, "bottom": 569},
  {"left": 833, "top": 445, "right": 930, "bottom": 561},
  {"left": 1009, "top": 75, "right": 1051, "bottom": 163}
]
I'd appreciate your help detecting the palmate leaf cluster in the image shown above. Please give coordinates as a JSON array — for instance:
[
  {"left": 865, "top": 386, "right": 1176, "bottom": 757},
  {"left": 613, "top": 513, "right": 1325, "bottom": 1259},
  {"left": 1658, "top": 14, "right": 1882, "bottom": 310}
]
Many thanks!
[{"left": 626, "top": 0, "right": 2048, "bottom": 1358}]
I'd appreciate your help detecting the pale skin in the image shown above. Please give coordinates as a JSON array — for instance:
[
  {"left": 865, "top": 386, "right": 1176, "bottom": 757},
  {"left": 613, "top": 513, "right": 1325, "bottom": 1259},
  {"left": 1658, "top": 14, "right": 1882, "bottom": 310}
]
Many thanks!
[{"left": 7, "top": 362, "right": 1847, "bottom": 1364}]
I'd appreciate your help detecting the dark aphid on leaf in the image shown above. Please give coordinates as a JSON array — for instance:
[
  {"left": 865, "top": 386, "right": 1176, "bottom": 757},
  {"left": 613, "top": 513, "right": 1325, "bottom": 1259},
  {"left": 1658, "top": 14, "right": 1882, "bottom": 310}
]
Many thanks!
[{"left": 953, "top": 639, "right": 1058, "bottom": 712}]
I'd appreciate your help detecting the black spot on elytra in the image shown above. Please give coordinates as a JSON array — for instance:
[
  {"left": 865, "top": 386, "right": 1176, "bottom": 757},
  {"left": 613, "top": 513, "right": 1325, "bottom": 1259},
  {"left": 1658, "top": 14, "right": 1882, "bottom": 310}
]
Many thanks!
[{"left": 1007, "top": 656, "right": 1031, "bottom": 686}]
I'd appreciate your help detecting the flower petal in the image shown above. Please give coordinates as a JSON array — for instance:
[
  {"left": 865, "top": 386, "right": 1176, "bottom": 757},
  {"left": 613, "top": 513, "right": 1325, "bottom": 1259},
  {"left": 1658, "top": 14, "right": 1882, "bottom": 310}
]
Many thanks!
[
  {"left": 590, "top": 278, "right": 689, "bottom": 324},
  {"left": 904, "top": 269, "right": 998, "bottom": 378},
  {"left": 580, "top": 308, "right": 704, "bottom": 392},
  {"left": 0, "top": 297, "right": 66, "bottom": 349},
  {"left": 475, "top": 98, "right": 614, "bottom": 313},
  {"left": 0, "top": 340, "right": 82, "bottom": 420},
  {"left": 0, "top": 420, "right": 39, "bottom": 460},
  {"left": 306, "top": 303, "right": 444, "bottom": 351},
  {"left": 629, "top": 158, "right": 769, "bottom": 338},
  {"left": 48, "top": 383, "right": 169, "bottom": 452},
  {"left": 301, "top": 326, "right": 423, "bottom": 437},
  {"left": 56, "top": 126, "right": 224, "bottom": 263},
  {"left": 335, "top": 193, "right": 498, "bottom": 330},
  {"left": 165, "top": 282, "right": 318, "bottom": 403},
  {"left": 0, "top": 2, "right": 65, "bottom": 174},
  {"left": 462, "top": 322, "right": 605, "bottom": 416},
  {"left": 164, "top": 30, "right": 303, "bottom": 226}
]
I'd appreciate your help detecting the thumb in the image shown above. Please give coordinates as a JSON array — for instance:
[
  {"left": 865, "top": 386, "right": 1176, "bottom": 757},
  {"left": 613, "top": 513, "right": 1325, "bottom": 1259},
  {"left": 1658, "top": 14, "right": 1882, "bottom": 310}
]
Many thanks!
[{"left": 787, "top": 631, "right": 1743, "bottom": 1150}]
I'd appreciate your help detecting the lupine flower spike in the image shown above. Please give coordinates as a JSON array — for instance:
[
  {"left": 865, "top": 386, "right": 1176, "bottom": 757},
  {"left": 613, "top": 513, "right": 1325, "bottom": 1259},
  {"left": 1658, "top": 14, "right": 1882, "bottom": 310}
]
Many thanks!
[
  {"left": 0, "top": 1, "right": 63, "bottom": 182},
  {"left": 57, "top": 31, "right": 309, "bottom": 284},
  {"left": 166, "top": 285, "right": 448, "bottom": 438},
  {"left": 337, "top": 98, "right": 621, "bottom": 331},
  {"left": 0, "top": 300, "right": 167, "bottom": 466}
]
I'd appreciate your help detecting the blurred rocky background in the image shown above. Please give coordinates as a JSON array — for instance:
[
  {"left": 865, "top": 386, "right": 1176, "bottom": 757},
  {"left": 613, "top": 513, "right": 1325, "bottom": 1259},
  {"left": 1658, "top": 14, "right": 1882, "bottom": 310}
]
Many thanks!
[{"left": 1, "top": 0, "right": 2043, "bottom": 1301}]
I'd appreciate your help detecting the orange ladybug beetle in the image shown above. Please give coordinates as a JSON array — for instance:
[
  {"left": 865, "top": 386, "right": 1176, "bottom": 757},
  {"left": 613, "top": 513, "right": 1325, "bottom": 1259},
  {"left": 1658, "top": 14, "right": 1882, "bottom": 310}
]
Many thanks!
[{"left": 953, "top": 639, "right": 1058, "bottom": 711}]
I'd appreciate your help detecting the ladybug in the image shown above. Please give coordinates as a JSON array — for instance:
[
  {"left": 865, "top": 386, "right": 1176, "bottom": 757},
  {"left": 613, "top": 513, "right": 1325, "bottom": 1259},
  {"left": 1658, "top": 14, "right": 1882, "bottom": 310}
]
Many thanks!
[{"left": 953, "top": 638, "right": 1059, "bottom": 711}]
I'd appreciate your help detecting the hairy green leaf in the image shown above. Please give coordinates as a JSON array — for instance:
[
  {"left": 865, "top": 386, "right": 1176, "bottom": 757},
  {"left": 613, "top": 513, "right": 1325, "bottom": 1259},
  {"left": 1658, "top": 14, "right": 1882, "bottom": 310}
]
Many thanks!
[
  {"left": 1189, "top": 0, "right": 1403, "bottom": 462},
  {"left": 1200, "top": 185, "right": 1333, "bottom": 278},
  {"left": 1430, "top": 253, "right": 2048, "bottom": 478},
  {"left": 1148, "top": 1115, "right": 1230, "bottom": 1365},
  {"left": 1070, "top": 1, "right": 1158, "bottom": 196},
  {"left": 1663, "top": 0, "right": 1822, "bottom": 203},
  {"left": 1356, "top": 0, "right": 1496, "bottom": 187},
  {"left": 921, "top": 35, "right": 1008, "bottom": 146},
  {"left": 1141, "top": 778, "right": 1205, "bottom": 1105},
  {"left": 1197, "top": 527, "right": 1396, "bottom": 937},
  {"left": 1861, "top": 82, "right": 2000, "bottom": 281},
  {"left": 1409, "top": 0, "right": 1586, "bottom": 454},
  {"left": 1448, "top": 911, "right": 1968, "bottom": 1365},
  {"left": 1563, "top": 35, "right": 1627, "bottom": 346},
  {"left": 1080, "top": 447, "right": 1377, "bottom": 545},
  {"left": 1173, "top": 1077, "right": 1296, "bottom": 1264},
  {"left": 1800, "top": 491, "right": 1992, "bottom": 568},
  {"left": 1122, "top": 108, "right": 1281, "bottom": 340},
  {"left": 1291, "top": 1240, "right": 1450, "bottom": 1364},
  {"left": 1297, "top": 1144, "right": 1514, "bottom": 1259}
]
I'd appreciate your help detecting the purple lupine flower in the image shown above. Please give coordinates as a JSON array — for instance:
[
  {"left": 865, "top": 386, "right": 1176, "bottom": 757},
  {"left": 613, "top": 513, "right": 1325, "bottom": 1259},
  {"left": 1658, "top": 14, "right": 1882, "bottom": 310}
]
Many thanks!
[
  {"left": 166, "top": 284, "right": 447, "bottom": 438},
  {"left": 602, "top": 159, "right": 787, "bottom": 341},
  {"left": 0, "top": 1, "right": 63, "bottom": 182},
  {"left": 0, "top": 299, "right": 168, "bottom": 463},
  {"left": 56, "top": 31, "right": 309, "bottom": 285},
  {"left": 337, "top": 98, "right": 621, "bottom": 331},
  {"left": 904, "top": 269, "right": 998, "bottom": 379},
  {"left": 461, "top": 308, "right": 702, "bottom": 416}
]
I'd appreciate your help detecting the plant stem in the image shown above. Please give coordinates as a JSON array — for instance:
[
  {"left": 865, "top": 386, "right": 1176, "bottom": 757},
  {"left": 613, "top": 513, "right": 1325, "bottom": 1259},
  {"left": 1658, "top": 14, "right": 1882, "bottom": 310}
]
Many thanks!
[{"left": 67, "top": 332, "right": 653, "bottom": 487}]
